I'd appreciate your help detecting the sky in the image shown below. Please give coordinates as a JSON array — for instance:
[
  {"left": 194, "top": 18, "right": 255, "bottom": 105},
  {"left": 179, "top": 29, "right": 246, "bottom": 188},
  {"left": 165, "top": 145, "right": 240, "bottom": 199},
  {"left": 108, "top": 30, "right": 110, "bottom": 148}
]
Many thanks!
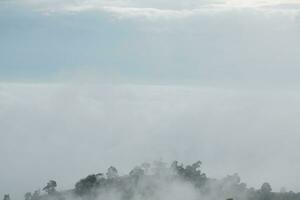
[{"left": 1, "top": 0, "right": 300, "bottom": 199}]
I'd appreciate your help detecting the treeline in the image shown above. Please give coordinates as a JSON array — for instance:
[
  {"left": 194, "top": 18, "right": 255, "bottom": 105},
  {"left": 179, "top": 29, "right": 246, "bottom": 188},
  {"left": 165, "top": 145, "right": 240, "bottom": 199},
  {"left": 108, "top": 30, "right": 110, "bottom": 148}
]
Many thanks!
[{"left": 3, "top": 161, "right": 300, "bottom": 200}]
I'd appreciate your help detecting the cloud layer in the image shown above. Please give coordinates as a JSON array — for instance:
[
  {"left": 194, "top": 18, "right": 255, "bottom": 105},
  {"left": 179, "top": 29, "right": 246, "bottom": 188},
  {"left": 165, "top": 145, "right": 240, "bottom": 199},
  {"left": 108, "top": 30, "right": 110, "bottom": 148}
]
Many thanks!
[
  {"left": 1, "top": 0, "right": 300, "bottom": 85},
  {"left": 15, "top": 0, "right": 300, "bottom": 18}
]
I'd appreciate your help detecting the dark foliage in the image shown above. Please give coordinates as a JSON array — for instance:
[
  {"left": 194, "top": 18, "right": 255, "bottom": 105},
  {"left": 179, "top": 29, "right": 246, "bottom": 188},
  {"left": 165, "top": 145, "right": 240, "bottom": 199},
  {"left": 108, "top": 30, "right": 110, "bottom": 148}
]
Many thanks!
[{"left": 14, "top": 161, "right": 300, "bottom": 200}]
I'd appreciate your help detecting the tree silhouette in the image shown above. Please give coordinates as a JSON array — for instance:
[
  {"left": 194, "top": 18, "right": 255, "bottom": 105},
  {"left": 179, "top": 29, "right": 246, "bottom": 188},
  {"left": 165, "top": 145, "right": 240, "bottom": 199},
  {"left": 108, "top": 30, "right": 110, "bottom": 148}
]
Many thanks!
[
  {"left": 106, "top": 166, "right": 119, "bottom": 179},
  {"left": 24, "top": 192, "right": 32, "bottom": 200},
  {"left": 43, "top": 180, "right": 57, "bottom": 195},
  {"left": 3, "top": 195, "right": 10, "bottom": 200}
]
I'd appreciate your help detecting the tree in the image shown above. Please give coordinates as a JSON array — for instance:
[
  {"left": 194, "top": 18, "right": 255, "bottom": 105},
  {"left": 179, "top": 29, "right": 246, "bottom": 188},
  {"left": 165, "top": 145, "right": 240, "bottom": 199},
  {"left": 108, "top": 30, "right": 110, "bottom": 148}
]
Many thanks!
[
  {"left": 106, "top": 166, "right": 119, "bottom": 179},
  {"left": 3, "top": 195, "right": 10, "bottom": 200},
  {"left": 75, "top": 174, "right": 98, "bottom": 196},
  {"left": 43, "top": 180, "right": 57, "bottom": 195},
  {"left": 21, "top": 161, "right": 300, "bottom": 200},
  {"left": 171, "top": 161, "right": 185, "bottom": 176},
  {"left": 260, "top": 182, "right": 272, "bottom": 200},
  {"left": 261, "top": 182, "right": 272, "bottom": 193},
  {"left": 24, "top": 192, "right": 32, "bottom": 200},
  {"left": 178, "top": 161, "right": 206, "bottom": 187},
  {"left": 129, "top": 166, "right": 144, "bottom": 178},
  {"left": 31, "top": 190, "right": 40, "bottom": 200}
]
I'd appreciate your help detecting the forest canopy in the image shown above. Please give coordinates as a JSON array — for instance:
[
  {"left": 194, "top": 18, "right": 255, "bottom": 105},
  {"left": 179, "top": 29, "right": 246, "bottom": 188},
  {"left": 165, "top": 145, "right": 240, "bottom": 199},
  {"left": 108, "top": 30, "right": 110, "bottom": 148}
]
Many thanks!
[{"left": 4, "top": 161, "right": 299, "bottom": 200}]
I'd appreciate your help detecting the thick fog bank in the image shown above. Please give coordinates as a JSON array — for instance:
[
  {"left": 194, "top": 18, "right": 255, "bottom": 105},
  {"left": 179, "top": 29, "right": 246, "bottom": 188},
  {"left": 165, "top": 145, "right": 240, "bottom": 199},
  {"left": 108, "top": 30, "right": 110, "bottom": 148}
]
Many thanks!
[{"left": 1, "top": 83, "right": 300, "bottom": 199}]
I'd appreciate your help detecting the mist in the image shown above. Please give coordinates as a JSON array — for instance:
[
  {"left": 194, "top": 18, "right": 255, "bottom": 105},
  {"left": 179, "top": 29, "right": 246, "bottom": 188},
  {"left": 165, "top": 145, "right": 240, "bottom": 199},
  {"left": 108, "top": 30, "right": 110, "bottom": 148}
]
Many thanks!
[{"left": 1, "top": 83, "right": 300, "bottom": 199}]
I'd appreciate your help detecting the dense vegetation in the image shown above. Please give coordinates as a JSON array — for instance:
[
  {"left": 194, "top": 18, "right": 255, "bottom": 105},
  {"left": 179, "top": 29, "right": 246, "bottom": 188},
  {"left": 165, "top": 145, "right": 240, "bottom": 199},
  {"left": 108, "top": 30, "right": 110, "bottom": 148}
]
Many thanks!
[{"left": 3, "top": 161, "right": 300, "bottom": 200}]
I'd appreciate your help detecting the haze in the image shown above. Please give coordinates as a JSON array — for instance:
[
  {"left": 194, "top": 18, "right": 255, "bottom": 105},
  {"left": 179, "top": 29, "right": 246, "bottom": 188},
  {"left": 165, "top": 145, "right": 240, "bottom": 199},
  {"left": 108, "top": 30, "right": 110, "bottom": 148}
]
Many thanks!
[{"left": 0, "top": 0, "right": 300, "bottom": 199}]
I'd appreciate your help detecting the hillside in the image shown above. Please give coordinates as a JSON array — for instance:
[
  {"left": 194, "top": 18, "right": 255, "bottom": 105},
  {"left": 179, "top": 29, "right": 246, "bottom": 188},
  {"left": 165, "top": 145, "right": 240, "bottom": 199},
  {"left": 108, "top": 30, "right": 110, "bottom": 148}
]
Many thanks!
[{"left": 14, "top": 161, "right": 300, "bottom": 200}]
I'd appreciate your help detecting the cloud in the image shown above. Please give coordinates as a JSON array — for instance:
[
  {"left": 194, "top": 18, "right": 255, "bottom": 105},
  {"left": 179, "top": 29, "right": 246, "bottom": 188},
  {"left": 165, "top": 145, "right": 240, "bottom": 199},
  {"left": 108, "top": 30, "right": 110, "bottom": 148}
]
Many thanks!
[
  {"left": 14, "top": 0, "right": 300, "bottom": 19},
  {"left": 100, "top": 7, "right": 201, "bottom": 20},
  {"left": 1, "top": 0, "right": 299, "bottom": 86}
]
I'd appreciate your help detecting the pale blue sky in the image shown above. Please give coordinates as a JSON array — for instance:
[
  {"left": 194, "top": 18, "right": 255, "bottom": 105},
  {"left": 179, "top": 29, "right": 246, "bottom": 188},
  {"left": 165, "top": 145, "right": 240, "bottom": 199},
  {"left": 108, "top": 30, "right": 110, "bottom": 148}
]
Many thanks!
[{"left": 1, "top": 0, "right": 300, "bottom": 85}]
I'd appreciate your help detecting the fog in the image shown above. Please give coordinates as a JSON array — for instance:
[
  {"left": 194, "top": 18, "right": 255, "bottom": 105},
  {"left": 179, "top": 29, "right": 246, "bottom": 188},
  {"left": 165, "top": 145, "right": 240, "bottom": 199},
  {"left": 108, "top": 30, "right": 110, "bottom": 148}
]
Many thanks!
[{"left": 1, "top": 83, "right": 300, "bottom": 199}]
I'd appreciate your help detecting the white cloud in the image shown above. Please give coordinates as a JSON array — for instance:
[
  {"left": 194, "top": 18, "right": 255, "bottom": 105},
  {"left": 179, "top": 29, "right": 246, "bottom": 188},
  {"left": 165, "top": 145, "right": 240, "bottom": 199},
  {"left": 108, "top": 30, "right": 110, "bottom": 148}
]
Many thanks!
[
  {"left": 17, "top": 0, "right": 300, "bottom": 18},
  {"left": 2, "top": 0, "right": 300, "bottom": 85}
]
